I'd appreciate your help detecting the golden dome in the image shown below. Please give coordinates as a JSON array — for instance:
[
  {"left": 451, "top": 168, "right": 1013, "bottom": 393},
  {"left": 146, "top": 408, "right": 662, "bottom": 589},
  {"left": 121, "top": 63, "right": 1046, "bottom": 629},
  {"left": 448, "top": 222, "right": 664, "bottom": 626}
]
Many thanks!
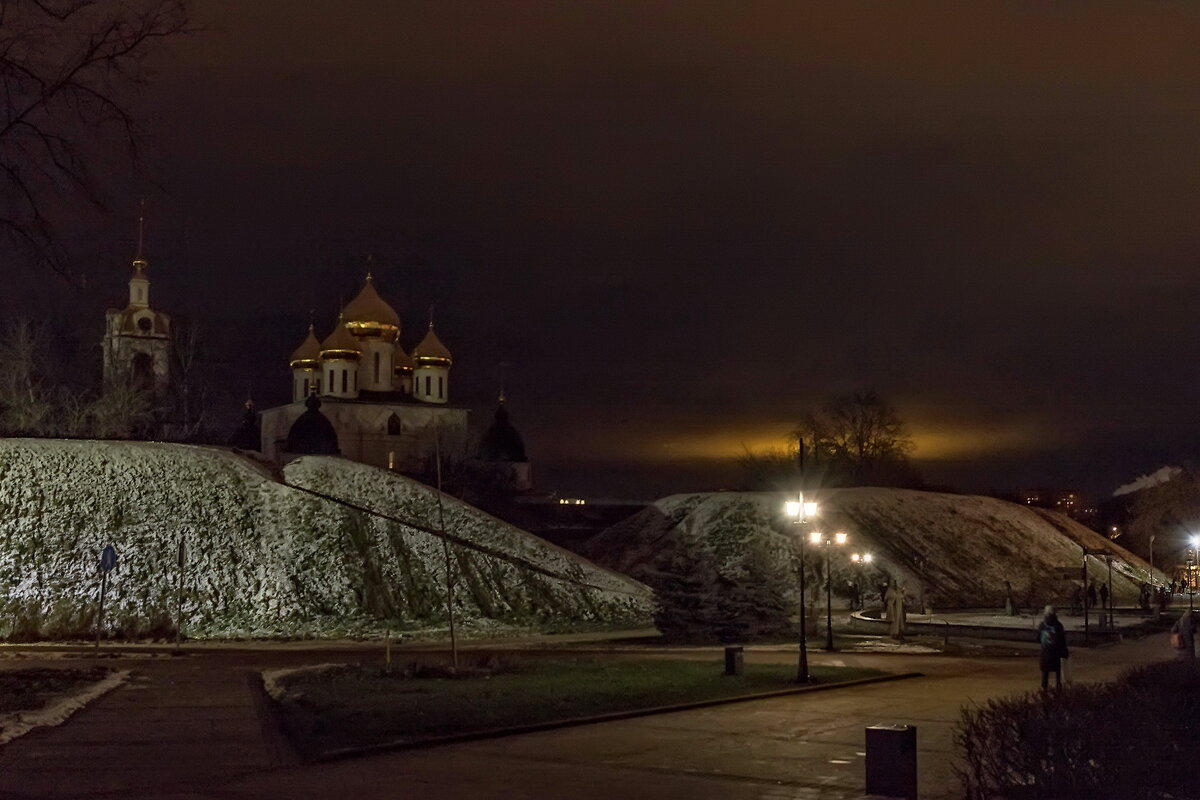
[
  {"left": 393, "top": 344, "right": 414, "bottom": 373},
  {"left": 320, "top": 316, "right": 361, "bottom": 360},
  {"left": 342, "top": 274, "right": 400, "bottom": 339},
  {"left": 413, "top": 324, "right": 452, "bottom": 367},
  {"left": 289, "top": 324, "right": 321, "bottom": 368}
]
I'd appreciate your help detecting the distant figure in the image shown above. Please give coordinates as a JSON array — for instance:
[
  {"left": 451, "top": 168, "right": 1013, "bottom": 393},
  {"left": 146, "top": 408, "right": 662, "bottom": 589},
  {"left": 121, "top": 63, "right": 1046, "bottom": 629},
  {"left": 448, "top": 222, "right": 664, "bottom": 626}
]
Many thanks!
[
  {"left": 1070, "top": 585, "right": 1083, "bottom": 616},
  {"left": 1158, "top": 586, "right": 1169, "bottom": 612},
  {"left": 1170, "top": 580, "right": 1177, "bottom": 595},
  {"left": 1139, "top": 584, "right": 1151, "bottom": 611},
  {"left": 848, "top": 580, "right": 862, "bottom": 611},
  {"left": 878, "top": 582, "right": 888, "bottom": 608},
  {"left": 1037, "top": 605, "right": 1069, "bottom": 690},
  {"left": 1004, "top": 580, "right": 1018, "bottom": 617},
  {"left": 1099, "top": 582, "right": 1109, "bottom": 610},
  {"left": 1087, "top": 581, "right": 1098, "bottom": 609},
  {"left": 886, "top": 581, "right": 908, "bottom": 641},
  {"left": 1172, "top": 610, "right": 1196, "bottom": 660}
]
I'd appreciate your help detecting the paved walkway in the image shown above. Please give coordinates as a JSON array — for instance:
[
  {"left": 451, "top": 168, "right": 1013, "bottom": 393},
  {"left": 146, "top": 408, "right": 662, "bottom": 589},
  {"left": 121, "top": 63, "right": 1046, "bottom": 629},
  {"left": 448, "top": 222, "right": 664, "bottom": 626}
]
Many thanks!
[{"left": 0, "top": 631, "right": 1175, "bottom": 800}]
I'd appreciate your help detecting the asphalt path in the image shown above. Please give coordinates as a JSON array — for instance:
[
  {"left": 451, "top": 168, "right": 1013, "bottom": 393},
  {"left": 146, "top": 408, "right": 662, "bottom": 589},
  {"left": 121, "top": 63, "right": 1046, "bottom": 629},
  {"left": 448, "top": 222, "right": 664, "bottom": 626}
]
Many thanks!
[{"left": 0, "top": 630, "right": 1174, "bottom": 800}]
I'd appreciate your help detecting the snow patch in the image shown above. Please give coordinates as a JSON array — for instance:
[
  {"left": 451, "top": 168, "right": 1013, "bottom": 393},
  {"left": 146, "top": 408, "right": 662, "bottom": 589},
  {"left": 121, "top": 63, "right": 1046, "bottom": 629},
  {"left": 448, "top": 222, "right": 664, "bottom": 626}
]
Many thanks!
[{"left": 0, "top": 669, "right": 129, "bottom": 745}]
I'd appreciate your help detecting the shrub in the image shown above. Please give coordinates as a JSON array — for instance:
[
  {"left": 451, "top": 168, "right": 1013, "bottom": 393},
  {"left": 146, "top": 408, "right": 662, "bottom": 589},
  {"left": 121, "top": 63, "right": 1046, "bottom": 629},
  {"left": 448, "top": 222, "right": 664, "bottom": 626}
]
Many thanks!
[{"left": 957, "top": 661, "right": 1200, "bottom": 799}]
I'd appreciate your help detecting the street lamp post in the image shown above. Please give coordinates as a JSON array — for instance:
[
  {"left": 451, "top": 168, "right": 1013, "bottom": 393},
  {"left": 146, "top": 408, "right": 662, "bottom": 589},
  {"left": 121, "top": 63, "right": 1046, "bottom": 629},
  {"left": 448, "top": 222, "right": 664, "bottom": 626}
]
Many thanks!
[
  {"left": 1190, "top": 536, "right": 1199, "bottom": 614},
  {"left": 849, "top": 552, "right": 873, "bottom": 610},
  {"left": 811, "top": 529, "right": 849, "bottom": 651},
  {"left": 785, "top": 496, "right": 818, "bottom": 683}
]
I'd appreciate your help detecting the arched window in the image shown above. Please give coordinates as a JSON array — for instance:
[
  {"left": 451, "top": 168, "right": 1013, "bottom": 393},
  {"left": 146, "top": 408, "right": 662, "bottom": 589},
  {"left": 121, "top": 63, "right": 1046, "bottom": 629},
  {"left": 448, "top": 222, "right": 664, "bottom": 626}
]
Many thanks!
[
  {"left": 131, "top": 352, "right": 154, "bottom": 391},
  {"left": 438, "top": 376, "right": 444, "bottom": 400},
  {"left": 387, "top": 413, "right": 401, "bottom": 435}
]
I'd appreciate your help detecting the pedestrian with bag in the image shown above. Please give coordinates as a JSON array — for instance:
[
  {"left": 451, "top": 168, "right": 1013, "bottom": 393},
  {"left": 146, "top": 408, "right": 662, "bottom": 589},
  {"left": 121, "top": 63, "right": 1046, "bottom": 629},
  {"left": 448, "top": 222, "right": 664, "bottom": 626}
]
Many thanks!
[
  {"left": 1171, "top": 609, "right": 1196, "bottom": 660},
  {"left": 1038, "top": 605, "right": 1069, "bottom": 690}
]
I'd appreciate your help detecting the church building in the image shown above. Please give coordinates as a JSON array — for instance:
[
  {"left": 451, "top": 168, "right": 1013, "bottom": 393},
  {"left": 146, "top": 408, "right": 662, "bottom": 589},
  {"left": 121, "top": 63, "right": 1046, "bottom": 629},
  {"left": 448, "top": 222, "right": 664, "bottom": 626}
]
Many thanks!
[{"left": 259, "top": 275, "right": 469, "bottom": 470}]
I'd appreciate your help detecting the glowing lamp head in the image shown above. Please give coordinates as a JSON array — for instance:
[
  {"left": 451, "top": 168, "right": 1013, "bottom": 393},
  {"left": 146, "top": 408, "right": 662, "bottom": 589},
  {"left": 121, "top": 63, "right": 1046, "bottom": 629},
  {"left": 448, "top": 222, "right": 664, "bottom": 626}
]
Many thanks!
[
  {"left": 851, "top": 553, "right": 861, "bottom": 563},
  {"left": 785, "top": 500, "right": 802, "bottom": 519},
  {"left": 804, "top": 501, "right": 818, "bottom": 518},
  {"left": 1192, "top": 535, "right": 1200, "bottom": 548},
  {"left": 809, "top": 530, "right": 823, "bottom": 545},
  {"left": 834, "top": 531, "right": 848, "bottom": 545},
  {"left": 863, "top": 553, "right": 874, "bottom": 563}
]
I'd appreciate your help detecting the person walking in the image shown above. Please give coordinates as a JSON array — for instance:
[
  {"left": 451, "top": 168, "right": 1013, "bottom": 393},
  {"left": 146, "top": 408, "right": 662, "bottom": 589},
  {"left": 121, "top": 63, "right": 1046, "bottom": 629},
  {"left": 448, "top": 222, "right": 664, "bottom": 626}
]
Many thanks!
[
  {"left": 1086, "top": 581, "right": 1098, "bottom": 609},
  {"left": 1099, "top": 582, "right": 1109, "bottom": 610},
  {"left": 1172, "top": 609, "right": 1196, "bottom": 660},
  {"left": 1070, "top": 585, "right": 1083, "bottom": 616},
  {"left": 1038, "top": 605, "right": 1069, "bottom": 690}
]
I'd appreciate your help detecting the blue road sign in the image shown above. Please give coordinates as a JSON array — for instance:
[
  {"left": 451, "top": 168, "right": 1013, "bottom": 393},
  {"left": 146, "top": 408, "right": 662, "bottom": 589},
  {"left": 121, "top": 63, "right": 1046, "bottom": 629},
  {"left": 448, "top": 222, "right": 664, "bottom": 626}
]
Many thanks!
[{"left": 99, "top": 545, "right": 117, "bottom": 574}]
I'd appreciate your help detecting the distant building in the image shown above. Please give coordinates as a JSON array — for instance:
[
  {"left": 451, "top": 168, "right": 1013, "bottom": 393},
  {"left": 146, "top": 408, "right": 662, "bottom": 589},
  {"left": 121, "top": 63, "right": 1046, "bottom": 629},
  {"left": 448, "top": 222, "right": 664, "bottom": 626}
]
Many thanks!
[
  {"left": 1019, "top": 488, "right": 1099, "bottom": 528},
  {"left": 259, "top": 275, "right": 469, "bottom": 470}
]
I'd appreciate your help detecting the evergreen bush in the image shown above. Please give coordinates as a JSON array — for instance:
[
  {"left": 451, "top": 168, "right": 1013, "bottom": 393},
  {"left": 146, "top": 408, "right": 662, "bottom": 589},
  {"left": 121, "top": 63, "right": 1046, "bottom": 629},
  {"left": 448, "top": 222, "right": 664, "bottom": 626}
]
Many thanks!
[{"left": 957, "top": 661, "right": 1200, "bottom": 799}]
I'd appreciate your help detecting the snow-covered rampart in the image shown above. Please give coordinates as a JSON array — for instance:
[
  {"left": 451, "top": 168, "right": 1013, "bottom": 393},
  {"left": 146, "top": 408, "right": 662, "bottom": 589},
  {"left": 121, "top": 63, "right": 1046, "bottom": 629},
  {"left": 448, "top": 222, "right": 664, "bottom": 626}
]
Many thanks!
[
  {"left": 584, "top": 488, "right": 1159, "bottom": 619},
  {"left": 0, "top": 439, "right": 651, "bottom": 639}
]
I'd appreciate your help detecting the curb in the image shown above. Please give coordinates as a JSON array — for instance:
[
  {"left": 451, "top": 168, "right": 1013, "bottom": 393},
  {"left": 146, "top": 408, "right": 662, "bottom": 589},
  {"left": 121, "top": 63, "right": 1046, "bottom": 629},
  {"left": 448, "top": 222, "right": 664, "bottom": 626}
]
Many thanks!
[{"left": 311, "top": 670, "right": 925, "bottom": 763}]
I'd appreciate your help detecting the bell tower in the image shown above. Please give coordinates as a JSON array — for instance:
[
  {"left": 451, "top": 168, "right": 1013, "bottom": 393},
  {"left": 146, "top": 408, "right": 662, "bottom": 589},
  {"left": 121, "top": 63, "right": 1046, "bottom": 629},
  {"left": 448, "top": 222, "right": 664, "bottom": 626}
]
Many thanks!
[{"left": 102, "top": 207, "right": 172, "bottom": 397}]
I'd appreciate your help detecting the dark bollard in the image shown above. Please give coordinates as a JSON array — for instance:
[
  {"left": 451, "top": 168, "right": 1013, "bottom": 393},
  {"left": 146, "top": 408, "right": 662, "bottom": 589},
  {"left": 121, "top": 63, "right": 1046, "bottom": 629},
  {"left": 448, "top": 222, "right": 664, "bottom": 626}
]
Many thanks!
[
  {"left": 865, "top": 724, "right": 917, "bottom": 799},
  {"left": 724, "top": 646, "right": 744, "bottom": 676}
]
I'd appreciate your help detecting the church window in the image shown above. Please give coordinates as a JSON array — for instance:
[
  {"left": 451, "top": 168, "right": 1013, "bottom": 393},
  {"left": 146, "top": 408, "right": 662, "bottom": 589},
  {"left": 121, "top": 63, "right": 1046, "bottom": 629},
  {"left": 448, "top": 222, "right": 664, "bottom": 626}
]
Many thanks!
[
  {"left": 438, "top": 376, "right": 444, "bottom": 399},
  {"left": 374, "top": 352, "right": 380, "bottom": 383},
  {"left": 353, "top": 371, "right": 357, "bottom": 391},
  {"left": 303, "top": 378, "right": 310, "bottom": 397},
  {"left": 387, "top": 414, "right": 401, "bottom": 435},
  {"left": 342, "top": 370, "right": 347, "bottom": 394},
  {"left": 131, "top": 352, "right": 154, "bottom": 391},
  {"left": 388, "top": 451, "right": 396, "bottom": 469},
  {"left": 137, "top": 316, "right": 152, "bottom": 332},
  {"left": 424, "top": 375, "right": 431, "bottom": 397}
]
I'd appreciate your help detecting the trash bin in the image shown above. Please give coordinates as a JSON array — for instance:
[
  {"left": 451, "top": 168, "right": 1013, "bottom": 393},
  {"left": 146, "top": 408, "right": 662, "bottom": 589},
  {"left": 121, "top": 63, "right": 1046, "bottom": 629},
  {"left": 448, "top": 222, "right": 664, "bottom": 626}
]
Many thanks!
[
  {"left": 865, "top": 724, "right": 917, "bottom": 799},
  {"left": 723, "top": 646, "right": 744, "bottom": 676}
]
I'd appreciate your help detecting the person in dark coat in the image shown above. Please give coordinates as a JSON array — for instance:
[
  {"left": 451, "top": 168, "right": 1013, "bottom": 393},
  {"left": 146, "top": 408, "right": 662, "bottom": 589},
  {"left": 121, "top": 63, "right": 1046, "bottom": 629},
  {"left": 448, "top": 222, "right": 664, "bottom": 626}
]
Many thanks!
[
  {"left": 1172, "top": 609, "right": 1196, "bottom": 660},
  {"left": 1086, "top": 581, "right": 1098, "bottom": 609},
  {"left": 1099, "top": 582, "right": 1109, "bottom": 609},
  {"left": 1038, "top": 605, "right": 1069, "bottom": 690}
]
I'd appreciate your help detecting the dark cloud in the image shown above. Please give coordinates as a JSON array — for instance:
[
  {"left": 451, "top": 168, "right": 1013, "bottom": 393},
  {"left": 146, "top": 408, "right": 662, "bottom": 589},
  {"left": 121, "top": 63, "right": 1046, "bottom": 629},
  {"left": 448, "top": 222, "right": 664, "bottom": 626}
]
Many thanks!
[{"left": 14, "top": 1, "right": 1200, "bottom": 499}]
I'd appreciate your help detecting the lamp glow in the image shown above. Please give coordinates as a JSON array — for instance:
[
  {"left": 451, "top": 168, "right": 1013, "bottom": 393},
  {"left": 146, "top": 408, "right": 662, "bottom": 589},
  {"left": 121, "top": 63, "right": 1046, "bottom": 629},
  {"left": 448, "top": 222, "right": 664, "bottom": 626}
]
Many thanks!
[
  {"left": 863, "top": 553, "right": 874, "bottom": 563},
  {"left": 785, "top": 500, "right": 801, "bottom": 518},
  {"left": 803, "top": 501, "right": 818, "bottom": 518},
  {"left": 810, "top": 530, "right": 823, "bottom": 545},
  {"left": 834, "top": 531, "right": 848, "bottom": 545}
]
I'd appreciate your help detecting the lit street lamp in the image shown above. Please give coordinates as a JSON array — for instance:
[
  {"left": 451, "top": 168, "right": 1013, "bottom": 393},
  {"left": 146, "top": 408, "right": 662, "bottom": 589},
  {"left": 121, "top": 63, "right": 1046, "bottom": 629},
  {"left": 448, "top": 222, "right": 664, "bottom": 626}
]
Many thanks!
[
  {"left": 785, "top": 495, "right": 818, "bottom": 683},
  {"left": 811, "top": 529, "right": 849, "bottom": 651},
  {"left": 849, "top": 552, "right": 873, "bottom": 610},
  {"left": 1189, "top": 535, "right": 1199, "bottom": 613}
]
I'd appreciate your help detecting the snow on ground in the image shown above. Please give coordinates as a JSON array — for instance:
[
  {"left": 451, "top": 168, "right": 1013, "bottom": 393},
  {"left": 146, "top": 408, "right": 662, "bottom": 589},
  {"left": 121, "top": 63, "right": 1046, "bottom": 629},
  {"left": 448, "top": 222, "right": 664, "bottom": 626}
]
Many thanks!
[
  {"left": 0, "top": 439, "right": 652, "bottom": 639},
  {"left": 584, "top": 488, "right": 1161, "bottom": 620},
  {"left": 0, "top": 669, "right": 129, "bottom": 745}
]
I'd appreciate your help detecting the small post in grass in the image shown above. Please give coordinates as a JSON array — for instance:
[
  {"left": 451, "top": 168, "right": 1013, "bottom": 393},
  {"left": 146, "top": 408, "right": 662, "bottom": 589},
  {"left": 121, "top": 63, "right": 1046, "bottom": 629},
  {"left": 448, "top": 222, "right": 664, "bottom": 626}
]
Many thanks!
[{"left": 724, "top": 646, "right": 744, "bottom": 676}]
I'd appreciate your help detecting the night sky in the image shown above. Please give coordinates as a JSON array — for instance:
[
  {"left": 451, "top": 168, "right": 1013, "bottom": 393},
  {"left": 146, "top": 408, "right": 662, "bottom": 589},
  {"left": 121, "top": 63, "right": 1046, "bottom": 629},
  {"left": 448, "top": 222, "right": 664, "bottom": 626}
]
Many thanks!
[{"left": 13, "top": 1, "right": 1200, "bottom": 499}]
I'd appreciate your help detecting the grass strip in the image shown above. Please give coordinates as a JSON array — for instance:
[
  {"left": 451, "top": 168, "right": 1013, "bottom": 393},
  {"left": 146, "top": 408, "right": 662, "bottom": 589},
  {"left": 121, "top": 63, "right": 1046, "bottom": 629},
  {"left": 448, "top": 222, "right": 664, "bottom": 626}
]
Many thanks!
[{"left": 270, "top": 654, "right": 891, "bottom": 760}]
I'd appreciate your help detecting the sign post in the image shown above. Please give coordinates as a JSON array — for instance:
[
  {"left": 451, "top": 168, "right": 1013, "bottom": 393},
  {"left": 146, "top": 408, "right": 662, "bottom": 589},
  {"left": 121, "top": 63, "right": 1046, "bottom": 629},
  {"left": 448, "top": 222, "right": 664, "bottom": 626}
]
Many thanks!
[
  {"left": 95, "top": 545, "right": 117, "bottom": 653},
  {"left": 176, "top": 539, "right": 186, "bottom": 651}
]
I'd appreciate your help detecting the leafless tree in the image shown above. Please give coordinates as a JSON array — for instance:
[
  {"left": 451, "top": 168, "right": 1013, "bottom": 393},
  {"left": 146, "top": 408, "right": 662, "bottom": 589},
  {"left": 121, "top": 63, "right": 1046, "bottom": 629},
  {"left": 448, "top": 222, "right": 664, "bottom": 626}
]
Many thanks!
[
  {"left": 0, "top": 318, "right": 52, "bottom": 433},
  {"left": 793, "top": 389, "right": 919, "bottom": 487},
  {"left": 0, "top": 0, "right": 191, "bottom": 281}
]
